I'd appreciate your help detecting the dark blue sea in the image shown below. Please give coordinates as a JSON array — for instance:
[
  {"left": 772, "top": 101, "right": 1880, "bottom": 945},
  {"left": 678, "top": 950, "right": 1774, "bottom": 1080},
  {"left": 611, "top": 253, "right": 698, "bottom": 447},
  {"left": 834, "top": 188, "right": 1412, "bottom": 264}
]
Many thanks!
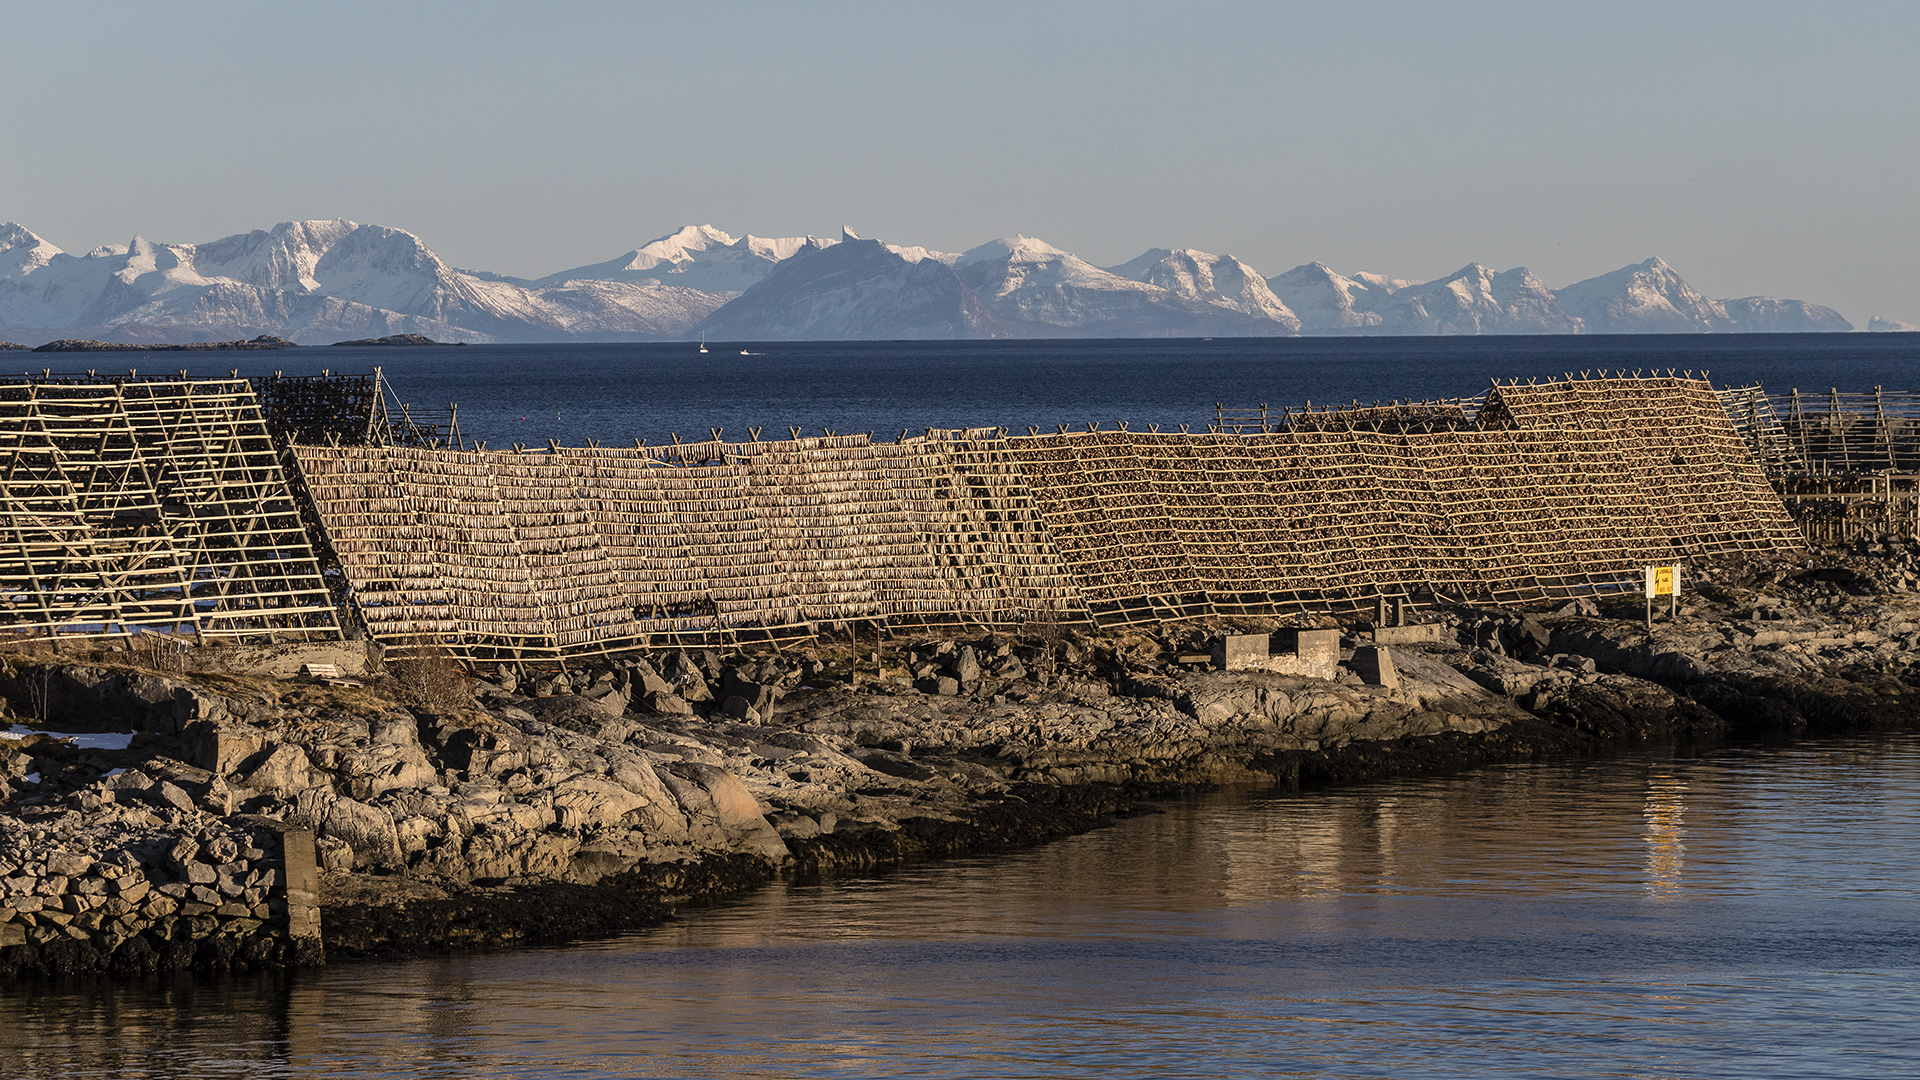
[{"left": 55, "top": 332, "right": 1920, "bottom": 449}]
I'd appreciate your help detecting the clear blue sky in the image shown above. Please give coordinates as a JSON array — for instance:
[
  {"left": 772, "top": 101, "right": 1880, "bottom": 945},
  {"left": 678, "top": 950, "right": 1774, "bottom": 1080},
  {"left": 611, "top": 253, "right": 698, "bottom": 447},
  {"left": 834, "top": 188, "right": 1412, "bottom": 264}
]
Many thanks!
[{"left": 4, "top": 1, "right": 1914, "bottom": 322}]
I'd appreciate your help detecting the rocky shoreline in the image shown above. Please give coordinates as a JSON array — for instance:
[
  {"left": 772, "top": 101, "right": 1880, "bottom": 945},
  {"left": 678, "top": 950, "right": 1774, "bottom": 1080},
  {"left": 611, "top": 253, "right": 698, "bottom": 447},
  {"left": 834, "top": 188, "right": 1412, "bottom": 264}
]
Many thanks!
[{"left": 5, "top": 543, "right": 1920, "bottom": 977}]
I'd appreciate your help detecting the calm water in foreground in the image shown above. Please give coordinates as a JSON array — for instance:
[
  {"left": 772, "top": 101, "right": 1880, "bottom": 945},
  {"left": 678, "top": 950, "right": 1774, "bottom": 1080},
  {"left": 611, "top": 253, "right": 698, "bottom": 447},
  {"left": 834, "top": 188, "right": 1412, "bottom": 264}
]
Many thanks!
[{"left": 4, "top": 731, "right": 1917, "bottom": 1079}]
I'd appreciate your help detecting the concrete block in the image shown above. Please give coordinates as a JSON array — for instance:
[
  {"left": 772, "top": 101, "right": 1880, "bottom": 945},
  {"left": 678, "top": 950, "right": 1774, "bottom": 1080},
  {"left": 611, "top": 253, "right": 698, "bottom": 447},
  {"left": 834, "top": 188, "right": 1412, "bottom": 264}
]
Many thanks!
[
  {"left": 279, "top": 828, "right": 322, "bottom": 947},
  {"left": 1353, "top": 645, "right": 1400, "bottom": 690},
  {"left": 1367, "top": 623, "right": 1452, "bottom": 646},
  {"left": 1283, "top": 629, "right": 1341, "bottom": 667},
  {"left": 1239, "top": 629, "right": 1340, "bottom": 680},
  {"left": 1216, "top": 634, "right": 1273, "bottom": 671}
]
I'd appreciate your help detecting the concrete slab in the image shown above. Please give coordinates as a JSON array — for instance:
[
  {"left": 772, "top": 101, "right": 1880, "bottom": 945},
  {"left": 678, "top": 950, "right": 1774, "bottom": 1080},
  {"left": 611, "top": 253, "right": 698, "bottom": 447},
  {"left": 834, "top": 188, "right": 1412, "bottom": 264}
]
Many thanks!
[{"left": 192, "top": 641, "right": 373, "bottom": 679}]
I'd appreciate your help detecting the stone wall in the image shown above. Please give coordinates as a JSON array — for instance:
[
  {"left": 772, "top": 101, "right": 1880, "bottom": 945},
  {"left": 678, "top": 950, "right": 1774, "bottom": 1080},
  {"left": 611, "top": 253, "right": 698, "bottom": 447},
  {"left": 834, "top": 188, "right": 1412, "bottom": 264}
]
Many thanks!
[{"left": 0, "top": 814, "right": 320, "bottom": 977}]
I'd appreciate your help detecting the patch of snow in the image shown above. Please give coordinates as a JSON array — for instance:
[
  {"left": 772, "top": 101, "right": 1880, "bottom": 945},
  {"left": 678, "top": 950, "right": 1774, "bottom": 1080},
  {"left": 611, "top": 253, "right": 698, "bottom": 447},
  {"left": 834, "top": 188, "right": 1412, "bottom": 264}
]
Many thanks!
[{"left": 3, "top": 725, "right": 134, "bottom": 750}]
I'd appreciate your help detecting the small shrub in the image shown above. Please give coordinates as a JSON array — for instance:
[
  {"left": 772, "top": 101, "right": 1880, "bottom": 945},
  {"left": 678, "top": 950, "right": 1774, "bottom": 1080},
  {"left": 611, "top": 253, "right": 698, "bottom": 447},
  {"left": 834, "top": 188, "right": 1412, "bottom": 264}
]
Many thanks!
[{"left": 389, "top": 647, "right": 473, "bottom": 713}]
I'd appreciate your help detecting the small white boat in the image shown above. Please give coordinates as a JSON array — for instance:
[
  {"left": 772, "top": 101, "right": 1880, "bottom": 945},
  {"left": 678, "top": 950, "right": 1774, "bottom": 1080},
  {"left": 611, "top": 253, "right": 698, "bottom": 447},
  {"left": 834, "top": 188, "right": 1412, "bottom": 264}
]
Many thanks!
[{"left": 699, "top": 334, "right": 708, "bottom": 354}]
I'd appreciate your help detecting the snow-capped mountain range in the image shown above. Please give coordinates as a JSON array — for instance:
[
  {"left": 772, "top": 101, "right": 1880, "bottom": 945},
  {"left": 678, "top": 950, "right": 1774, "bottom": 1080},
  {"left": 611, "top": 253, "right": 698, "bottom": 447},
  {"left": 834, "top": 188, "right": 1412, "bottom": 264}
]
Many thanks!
[{"left": 0, "top": 219, "right": 1863, "bottom": 345}]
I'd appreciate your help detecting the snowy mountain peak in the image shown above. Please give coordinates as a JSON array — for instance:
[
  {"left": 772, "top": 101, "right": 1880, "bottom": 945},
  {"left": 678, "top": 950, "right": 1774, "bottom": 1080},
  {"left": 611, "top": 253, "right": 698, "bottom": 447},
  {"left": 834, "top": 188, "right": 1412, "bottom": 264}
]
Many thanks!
[
  {"left": 1266, "top": 262, "right": 1389, "bottom": 331},
  {"left": 1555, "top": 257, "right": 1730, "bottom": 333},
  {"left": 957, "top": 235, "right": 1075, "bottom": 267},
  {"left": 0, "top": 223, "right": 62, "bottom": 275},
  {"left": 692, "top": 234, "right": 1003, "bottom": 341},
  {"left": 1384, "top": 264, "right": 1580, "bottom": 335},
  {"left": 1105, "top": 248, "right": 1298, "bottom": 330},
  {"left": 841, "top": 226, "right": 861, "bottom": 241},
  {"left": 536, "top": 225, "right": 829, "bottom": 294},
  {"left": 627, "top": 224, "right": 740, "bottom": 270},
  {"left": 0, "top": 222, "right": 53, "bottom": 253},
  {"left": 1350, "top": 271, "right": 1416, "bottom": 294}
]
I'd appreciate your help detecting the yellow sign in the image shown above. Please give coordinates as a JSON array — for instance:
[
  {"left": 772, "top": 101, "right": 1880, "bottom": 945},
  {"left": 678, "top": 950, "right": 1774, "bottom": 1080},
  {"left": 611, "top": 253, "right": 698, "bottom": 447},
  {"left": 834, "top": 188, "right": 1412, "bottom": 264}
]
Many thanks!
[{"left": 1645, "top": 565, "right": 1681, "bottom": 598}]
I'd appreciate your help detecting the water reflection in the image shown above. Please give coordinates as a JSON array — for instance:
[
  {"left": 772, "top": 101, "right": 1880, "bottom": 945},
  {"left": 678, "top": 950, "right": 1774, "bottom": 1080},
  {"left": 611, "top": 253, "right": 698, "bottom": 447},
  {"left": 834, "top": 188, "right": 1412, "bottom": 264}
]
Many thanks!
[
  {"left": 1645, "top": 773, "right": 1689, "bottom": 901},
  {"left": 4, "top": 733, "right": 1918, "bottom": 1079}
]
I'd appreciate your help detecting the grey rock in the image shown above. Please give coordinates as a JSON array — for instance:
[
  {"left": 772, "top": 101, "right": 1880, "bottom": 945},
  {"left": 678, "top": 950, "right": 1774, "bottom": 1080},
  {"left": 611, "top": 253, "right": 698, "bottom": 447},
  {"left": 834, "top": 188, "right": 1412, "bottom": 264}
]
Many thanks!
[
  {"left": 44, "top": 852, "right": 94, "bottom": 877},
  {"left": 952, "top": 646, "right": 981, "bottom": 686},
  {"left": 665, "top": 653, "right": 714, "bottom": 703},
  {"left": 291, "top": 789, "right": 404, "bottom": 872},
  {"left": 641, "top": 690, "right": 695, "bottom": 716},
  {"left": 236, "top": 743, "right": 323, "bottom": 798},
  {"left": 155, "top": 781, "right": 197, "bottom": 812},
  {"left": 657, "top": 762, "right": 789, "bottom": 862}
]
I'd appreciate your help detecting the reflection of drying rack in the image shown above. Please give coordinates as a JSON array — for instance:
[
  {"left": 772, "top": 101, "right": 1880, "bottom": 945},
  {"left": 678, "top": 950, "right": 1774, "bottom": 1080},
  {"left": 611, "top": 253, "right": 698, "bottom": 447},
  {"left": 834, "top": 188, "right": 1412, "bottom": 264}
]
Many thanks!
[{"left": 258, "top": 367, "right": 462, "bottom": 448}]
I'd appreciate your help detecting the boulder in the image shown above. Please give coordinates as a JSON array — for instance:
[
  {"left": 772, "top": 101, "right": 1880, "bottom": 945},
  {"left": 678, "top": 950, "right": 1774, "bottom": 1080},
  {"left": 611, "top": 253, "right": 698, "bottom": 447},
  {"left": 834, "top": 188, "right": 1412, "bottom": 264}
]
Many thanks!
[
  {"left": 291, "top": 789, "right": 404, "bottom": 872},
  {"left": 720, "top": 670, "right": 779, "bottom": 716},
  {"left": 657, "top": 763, "right": 789, "bottom": 863},
  {"left": 663, "top": 652, "right": 714, "bottom": 702},
  {"left": 523, "top": 693, "right": 625, "bottom": 731},
  {"left": 549, "top": 774, "right": 654, "bottom": 830},
  {"left": 336, "top": 743, "right": 437, "bottom": 800},
  {"left": 235, "top": 743, "right": 325, "bottom": 798},
  {"left": 641, "top": 690, "right": 695, "bottom": 716},
  {"left": 952, "top": 646, "right": 982, "bottom": 686},
  {"left": 186, "top": 723, "right": 263, "bottom": 776}
]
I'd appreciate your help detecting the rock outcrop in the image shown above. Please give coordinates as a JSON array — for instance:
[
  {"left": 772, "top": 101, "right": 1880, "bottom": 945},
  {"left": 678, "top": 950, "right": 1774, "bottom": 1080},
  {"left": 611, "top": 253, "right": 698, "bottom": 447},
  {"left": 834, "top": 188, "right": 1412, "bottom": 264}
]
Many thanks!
[{"left": 7, "top": 542, "right": 1920, "bottom": 975}]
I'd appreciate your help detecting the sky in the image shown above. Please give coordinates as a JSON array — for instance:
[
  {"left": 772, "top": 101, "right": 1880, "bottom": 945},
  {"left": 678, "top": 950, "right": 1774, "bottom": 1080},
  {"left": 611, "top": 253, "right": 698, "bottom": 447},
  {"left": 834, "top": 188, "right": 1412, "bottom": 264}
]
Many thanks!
[{"left": 3, "top": 0, "right": 1915, "bottom": 324}]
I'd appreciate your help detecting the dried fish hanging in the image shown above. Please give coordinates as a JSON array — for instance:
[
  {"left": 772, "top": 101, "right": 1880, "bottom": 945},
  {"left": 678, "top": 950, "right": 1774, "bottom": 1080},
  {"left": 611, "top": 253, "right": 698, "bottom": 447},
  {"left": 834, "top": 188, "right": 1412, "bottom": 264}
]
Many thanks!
[{"left": 284, "top": 375, "right": 1805, "bottom": 656}]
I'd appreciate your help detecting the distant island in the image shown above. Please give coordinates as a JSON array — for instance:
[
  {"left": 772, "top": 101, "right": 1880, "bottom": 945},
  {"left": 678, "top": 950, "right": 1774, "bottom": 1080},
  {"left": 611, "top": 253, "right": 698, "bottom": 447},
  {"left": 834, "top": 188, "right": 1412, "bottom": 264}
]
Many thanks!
[
  {"left": 29, "top": 335, "right": 296, "bottom": 352},
  {"left": 330, "top": 334, "right": 462, "bottom": 347}
]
